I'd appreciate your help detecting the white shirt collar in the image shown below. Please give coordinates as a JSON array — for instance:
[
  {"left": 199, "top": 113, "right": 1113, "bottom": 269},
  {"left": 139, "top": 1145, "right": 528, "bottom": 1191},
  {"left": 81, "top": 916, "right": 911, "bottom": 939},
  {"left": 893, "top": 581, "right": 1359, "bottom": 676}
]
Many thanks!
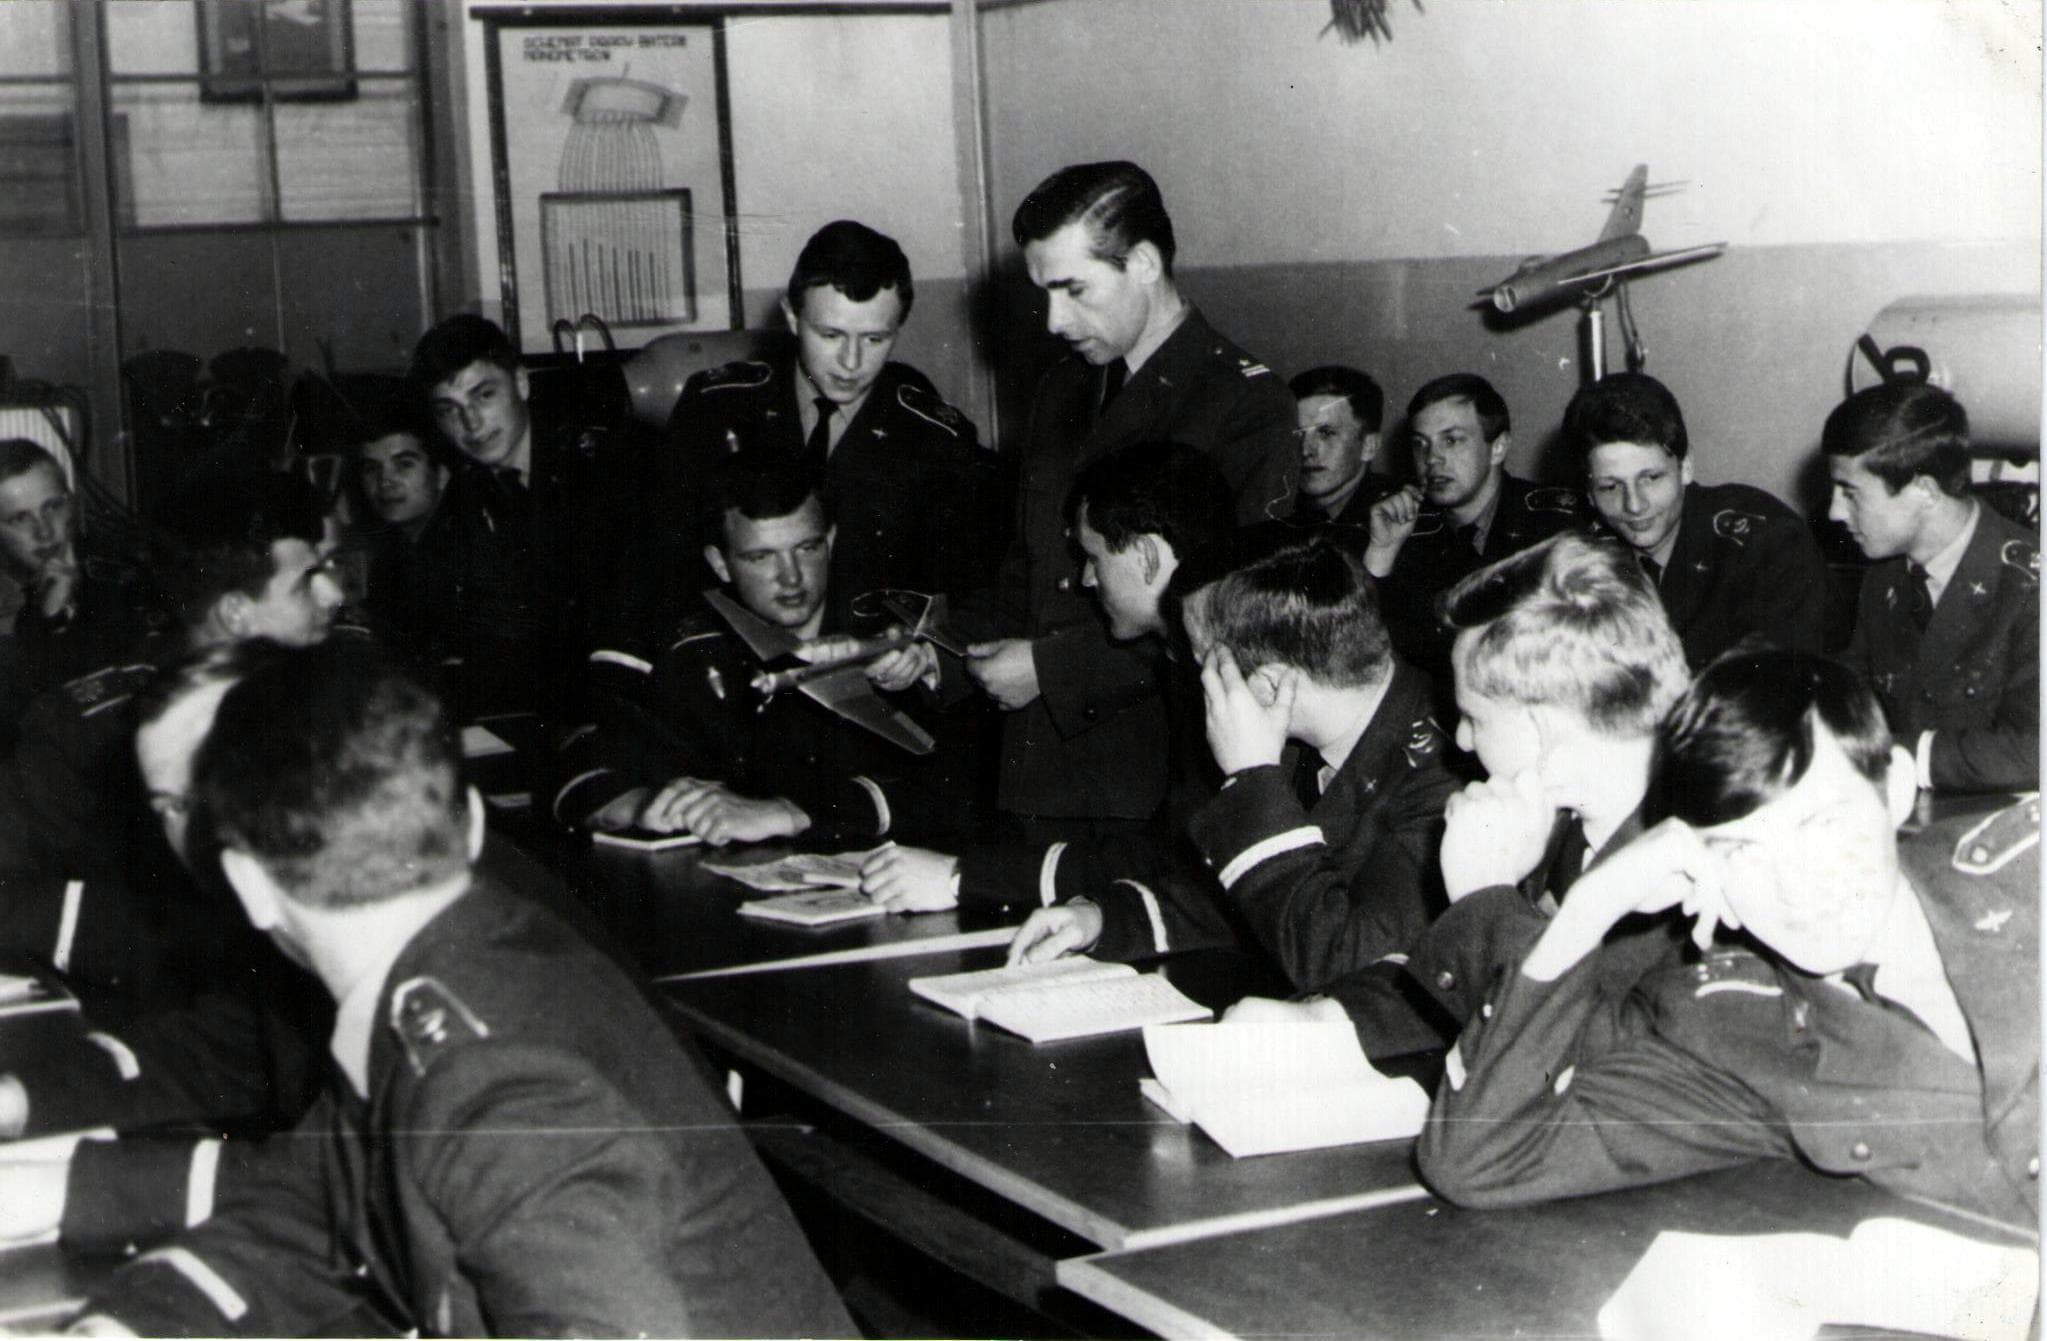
[
  {"left": 1919, "top": 500, "right": 1979, "bottom": 607},
  {"left": 328, "top": 931, "right": 422, "bottom": 1100}
]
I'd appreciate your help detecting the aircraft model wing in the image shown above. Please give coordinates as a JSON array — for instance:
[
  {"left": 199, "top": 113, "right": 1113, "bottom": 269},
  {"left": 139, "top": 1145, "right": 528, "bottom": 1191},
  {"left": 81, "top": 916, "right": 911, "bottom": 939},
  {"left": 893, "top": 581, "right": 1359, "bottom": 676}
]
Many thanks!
[
  {"left": 704, "top": 588, "right": 802, "bottom": 663},
  {"left": 798, "top": 664, "right": 938, "bottom": 756}
]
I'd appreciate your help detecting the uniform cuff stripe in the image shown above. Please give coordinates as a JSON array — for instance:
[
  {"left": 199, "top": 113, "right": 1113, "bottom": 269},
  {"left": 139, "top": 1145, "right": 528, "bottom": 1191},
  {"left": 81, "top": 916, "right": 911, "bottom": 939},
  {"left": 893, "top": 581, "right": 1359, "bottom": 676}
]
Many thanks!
[
  {"left": 588, "top": 649, "right": 653, "bottom": 674},
  {"left": 851, "top": 776, "right": 891, "bottom": 836},
  {"left": 140, "top": 1247, "right": 247, "bottom": 1322},
  {"left": 1217, "top": 827, "right": 1323, "bottom": 890},
  {"left": 1112, "top": 879, "right": 1168, "bottom": 954},
  {"left": 53, "top": 880, "right": 82, "bottom": 972},
  {"left": 186, "top": 1141, "right": 221, "bottom": 1227},
  {"left": 85, "top": 1031, "right": 140, "bottom": 1081},
  {"left": 1039, "top": 842, "right": 1068, "bottom": 907}
]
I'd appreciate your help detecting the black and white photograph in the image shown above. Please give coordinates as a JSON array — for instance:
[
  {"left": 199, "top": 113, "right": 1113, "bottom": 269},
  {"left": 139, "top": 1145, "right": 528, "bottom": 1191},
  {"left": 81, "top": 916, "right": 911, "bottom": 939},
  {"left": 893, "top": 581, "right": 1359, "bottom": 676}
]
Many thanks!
[{"left": 0, "top": 1, "right": 2036, "bottom": 1337}]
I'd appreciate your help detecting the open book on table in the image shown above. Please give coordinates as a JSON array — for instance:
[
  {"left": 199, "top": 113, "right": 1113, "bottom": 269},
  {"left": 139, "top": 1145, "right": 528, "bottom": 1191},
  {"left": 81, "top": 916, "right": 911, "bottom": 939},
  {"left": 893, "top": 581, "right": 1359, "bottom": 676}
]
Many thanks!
[
  {"left": 909, "top": 959, "right": 1209, "bottom": 1043},
  {"left": 1139, "top": 1018, "right": 1428, "bottom": 1157},
  {"left": 735, "top": 888, "right": 886, "bottom": 928}
]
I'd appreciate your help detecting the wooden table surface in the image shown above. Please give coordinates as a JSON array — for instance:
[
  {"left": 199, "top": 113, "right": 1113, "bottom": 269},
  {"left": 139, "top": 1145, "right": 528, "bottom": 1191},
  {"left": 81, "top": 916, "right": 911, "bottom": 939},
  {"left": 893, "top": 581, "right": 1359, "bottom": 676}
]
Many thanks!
[
  {"left": 1056, "top": 1160, "right": 2035, "bottom": 1340},
  {"left": 666, "top": 941, "right": 1429, "bottom": 1251}
]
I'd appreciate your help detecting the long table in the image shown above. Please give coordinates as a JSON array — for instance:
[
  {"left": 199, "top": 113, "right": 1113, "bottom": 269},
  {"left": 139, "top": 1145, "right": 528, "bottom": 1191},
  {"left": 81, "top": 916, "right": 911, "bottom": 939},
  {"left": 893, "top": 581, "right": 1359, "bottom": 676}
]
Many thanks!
[
  {"left": 665, "top": 937, "right": 1429, "bottom": 1254},
  {"left": 1056, "top": 1161, "right": 2039, "bottom": 1340}
]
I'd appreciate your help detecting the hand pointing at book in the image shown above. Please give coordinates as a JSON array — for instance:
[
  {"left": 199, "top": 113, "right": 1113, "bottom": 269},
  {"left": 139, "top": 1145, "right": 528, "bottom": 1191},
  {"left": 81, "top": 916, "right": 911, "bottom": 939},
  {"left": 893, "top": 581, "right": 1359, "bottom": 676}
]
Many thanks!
[{"left": 1006, "top": 900, "right": 1103, "bottom": 966}]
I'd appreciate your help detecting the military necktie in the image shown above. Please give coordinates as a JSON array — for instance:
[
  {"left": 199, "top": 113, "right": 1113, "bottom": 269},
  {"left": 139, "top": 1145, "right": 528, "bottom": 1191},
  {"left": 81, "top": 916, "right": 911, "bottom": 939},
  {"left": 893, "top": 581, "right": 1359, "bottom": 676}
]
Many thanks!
[
  {"left": 1544, "top": 811, "right": 1591, "bottom": 902},
  {"left": 1099, "top": 359, "right": 1128, "bottom": 414},
  {"left": 805, "top": 396, "right": 836, "bottom": 479},
  {"left": 1290, "top": 747, "right": 1327, "bottom": 811},
  {"left": 1638, "top": 554, "right": 1663, "bottom": 588},
  {"left": 1455, "top": 522, "right": 1482, "bottom": 557},
  {"left": 1904, "top": 561, "right": 1934, "bottom": 632}
]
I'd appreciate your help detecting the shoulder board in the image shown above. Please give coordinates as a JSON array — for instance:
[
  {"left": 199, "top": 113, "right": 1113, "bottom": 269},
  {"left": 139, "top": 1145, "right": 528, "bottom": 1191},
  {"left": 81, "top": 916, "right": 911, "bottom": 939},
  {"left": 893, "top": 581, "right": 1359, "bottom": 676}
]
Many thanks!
[
  {"left": 390, "top": 975, "right": 491, "bottom": 1077},
  {"left": 1684, "top": 948, "right": 1782, "bottom": 1000},
  {"left": 1952, "top": 796, "right": 2041, "bottom": 876},
  {"left": 1403, "top": 717, "right": 1442, "bottom": 767},
  {"left": 894, "top": 380, "right": 968, "bottom": 438},
  {"left": 1998, "top": 539, "right": 2039, "bottom": 584},
  {"left": 1711, "top": 507, "right": 1766, "bottom": 547},
  {"left": 65, "top": 662, "right": 154, "bottom": 711},
  {"left": 1521, "top": 487, "right": 1583, "bottom": 515},
  {"left": 690, "top": 360, "right": 773, "bottom": 395}
]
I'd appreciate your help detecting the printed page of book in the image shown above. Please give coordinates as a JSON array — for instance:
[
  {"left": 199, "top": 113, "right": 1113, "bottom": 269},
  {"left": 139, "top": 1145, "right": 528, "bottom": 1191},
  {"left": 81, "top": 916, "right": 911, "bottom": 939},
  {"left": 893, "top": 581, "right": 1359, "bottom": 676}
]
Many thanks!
[
  {"left": 1142, "top": 1020, "right": 1428, "bottom": 1157},
  {"left": 735, "top": 889, "right": 886, "bottom": 927},
  {"left": 973, "top": 971, "right": 1208, "bottom": 1043},
  {"left": 908, "top": 958, "right": 1132, "bottom": 1020}
]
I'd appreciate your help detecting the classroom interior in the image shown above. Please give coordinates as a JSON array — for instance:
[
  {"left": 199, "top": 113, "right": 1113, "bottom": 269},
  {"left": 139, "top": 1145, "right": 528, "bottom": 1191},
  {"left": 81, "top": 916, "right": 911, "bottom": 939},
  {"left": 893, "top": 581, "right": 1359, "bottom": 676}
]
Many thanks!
[{"left": 0, "top": 1, "right": 2038, "bottom": 1337}]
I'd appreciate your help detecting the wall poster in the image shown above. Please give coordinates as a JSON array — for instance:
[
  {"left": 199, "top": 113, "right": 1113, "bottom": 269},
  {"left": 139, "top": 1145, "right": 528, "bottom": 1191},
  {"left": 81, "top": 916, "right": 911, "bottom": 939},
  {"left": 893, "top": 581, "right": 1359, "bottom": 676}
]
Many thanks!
[{"left": 479, "top": 7, "right": 741, "bottom": 353}]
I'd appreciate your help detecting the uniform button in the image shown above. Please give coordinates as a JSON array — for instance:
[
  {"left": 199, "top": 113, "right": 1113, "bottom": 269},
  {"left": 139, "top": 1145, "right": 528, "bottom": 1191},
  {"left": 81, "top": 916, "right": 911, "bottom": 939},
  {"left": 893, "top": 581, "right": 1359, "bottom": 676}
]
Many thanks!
[
  {"left": 1850, "top": 1141, "right": 1872, "bottom": 1162},
  {"left": 1435, "top": 970, "right": 1457, "bottom": 991},
  {"left": 1082, "top": 706, "right": 1098, "bottom": 722},
  {"left": 2028, "top": 1156, "right": 2039, "bottom": 1179},
  {"left": 1057, "top": 577, "right": 1074, "bottom": 593}
]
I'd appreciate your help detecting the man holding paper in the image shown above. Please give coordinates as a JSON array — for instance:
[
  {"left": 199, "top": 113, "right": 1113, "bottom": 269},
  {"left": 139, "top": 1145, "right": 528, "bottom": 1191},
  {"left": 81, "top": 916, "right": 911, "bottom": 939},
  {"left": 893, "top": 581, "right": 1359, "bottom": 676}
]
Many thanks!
[{"left": 1419, "top": 649, "right": 2038, "bottom": 1231}]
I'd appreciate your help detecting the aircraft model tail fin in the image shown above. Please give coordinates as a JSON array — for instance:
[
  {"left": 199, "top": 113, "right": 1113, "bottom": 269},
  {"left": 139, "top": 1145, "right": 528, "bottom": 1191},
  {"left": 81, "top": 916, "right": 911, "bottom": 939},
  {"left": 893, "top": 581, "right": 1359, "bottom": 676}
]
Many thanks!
[{"left": 1596, "top": 164, "right": 1650, "bottom": 242}]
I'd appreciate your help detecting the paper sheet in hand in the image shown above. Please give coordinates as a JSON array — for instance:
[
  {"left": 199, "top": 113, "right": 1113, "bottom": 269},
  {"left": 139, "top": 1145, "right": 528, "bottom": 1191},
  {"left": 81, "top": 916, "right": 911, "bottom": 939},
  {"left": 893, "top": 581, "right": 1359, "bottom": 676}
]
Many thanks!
[
  {"left": 1597, "top": 1217, "right": 2040, "bottom": 1341},
  {"left": 1141, "top": 1019, "right": 1428, "bottom": 1157},
  {"left": 705, "top": 850, "right": 874, "bottom": 892}
]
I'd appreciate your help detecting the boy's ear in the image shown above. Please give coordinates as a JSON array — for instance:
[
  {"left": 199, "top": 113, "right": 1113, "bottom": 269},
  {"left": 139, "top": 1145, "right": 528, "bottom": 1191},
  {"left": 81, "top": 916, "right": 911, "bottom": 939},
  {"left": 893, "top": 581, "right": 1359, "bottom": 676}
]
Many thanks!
[
  {"left": 1884, "top": 743, "right": 1918, "bottom": 828},
  {"left": 704, "top": 544, "right": 731, "bottom": 586},
  {"left": 1248, "top": 662, "right": 1286, "bottom": 707},
  {"left": 1135, "top": 534, "right": 1161, "bottom": 584}
]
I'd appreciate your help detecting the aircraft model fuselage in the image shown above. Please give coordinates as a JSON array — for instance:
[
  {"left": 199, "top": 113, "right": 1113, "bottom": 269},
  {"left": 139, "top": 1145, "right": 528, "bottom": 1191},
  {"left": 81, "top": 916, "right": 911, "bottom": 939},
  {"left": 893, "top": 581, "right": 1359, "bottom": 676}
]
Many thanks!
[{"left": 1491, "top": 234, "right": 1650, "bottom": 313}]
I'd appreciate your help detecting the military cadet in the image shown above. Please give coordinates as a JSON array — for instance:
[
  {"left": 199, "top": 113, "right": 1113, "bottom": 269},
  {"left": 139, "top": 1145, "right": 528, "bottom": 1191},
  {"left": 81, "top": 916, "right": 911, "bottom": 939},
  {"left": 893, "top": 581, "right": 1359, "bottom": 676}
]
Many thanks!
[
  {"left": 0, "top": 438, "right": 159, "bottom": 744},
  {"left": 662, "top": 219, "right": 1003, "bottom": 626},
  {"left": 1364, "top": 373, "right": 1584, "bottom": 690},
  {"left": 1227, "top": 533, "right": 1690, "bottom": 1057},
  {"left": 1567, "top": 371, "right": 1827, "bottom": 668},
  {"left": 556, "top": 458, "right": 979, "bottom": 850},
  {"left": 960, "top": 160, "right": 1295, "bottom": 848},
  {"left": 1288, "top": 365, "right": 1399, "bottom": 538},
  {"left": 0, "top": 470, "right": 343, "bottom": 876},
  {"left": 349, "top": 376, "right": 542, "bottom": 718},
  {"left": 1824, "top": 381, "right": 2037, "bottom": 793},
  {"left": 866, "top": 442, "right": 1239, "bottom": 962},
  {"left": 410, "top": 313, "right": 660, "bottom": 724},
  {"left": 65, "top": 641, "right": 854, "bottom": 1337},
  {"left": 1420, "top": 650, "right": 2038, "bottom": 1234},
  {"left": 1021, "top": 534, "right": 1459, "bottom": 989}
]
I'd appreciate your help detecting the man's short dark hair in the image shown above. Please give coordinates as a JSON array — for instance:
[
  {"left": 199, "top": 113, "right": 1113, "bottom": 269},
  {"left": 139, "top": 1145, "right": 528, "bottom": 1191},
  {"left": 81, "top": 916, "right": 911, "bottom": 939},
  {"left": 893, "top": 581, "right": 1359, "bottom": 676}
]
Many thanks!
[
  {"left": 165, "top": 471, "right": 329, "bottom": 634},
  {"left": 1012, "top": 161, "right": 1177, "bottom": 275},
  {"left": 1443, "top": 532, "right": 1688, "bottom": 738},
  {"left": 196, "top": 640, "right": 469, "bottom": 909},
  {"left": 1564, "top": 371, "right": 1690, "bottom": 464},
  {"left": 1406, "top": 374, "right": 1510, "bottom": 442},
  {"left": 409, "top": 314, "right": 519, "bottom": 391},
  {"left": 709, "top": 454, "right": 830, "bottom": 545},
  {"left": 1290, "top": 366, "right": 1384, "bottom": 434},
  {"left": 343, "top": 375, "right": 444, "bottom": 463},
  {"left": 1821, "top": 381, "right": 1972, "bottom": 498},
  {"left": 1203, "top": 536, "right": 1392, "bottom": 689},
  {"left": 0, "top": 438, "right": 64, "bottom": 492},
  {"left": 1067, "top": 440, "right": 1232, "bottom": 562},
  {"left": 786, "top": 220, "right": 914, "bottom": 320},
  {"left": 1646, "top": 649, "right": 1892, "bottom": 828}
]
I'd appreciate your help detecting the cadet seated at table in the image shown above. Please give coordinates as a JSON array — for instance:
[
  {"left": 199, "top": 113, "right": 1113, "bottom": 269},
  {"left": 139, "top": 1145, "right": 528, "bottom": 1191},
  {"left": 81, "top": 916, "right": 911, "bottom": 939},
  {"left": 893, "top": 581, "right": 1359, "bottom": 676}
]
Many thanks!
[
  {"left": 865, "top": 441, "right": 1238, "bottom": 957},
  {"left": 1567, "top": 371, "right": 1827, "bottom": 669},
  {"left": 1011, "top": 531, "right": 1458, "bottom": 985},
  {"left": 1228, "top": 533, "right": 1692, "bottom": 1059},
  {"left": 0, "top": 470, "right": 345, "bottom": 878},
  {"left": 1420, "top": 650, "right": 2038, "bottom": 1234},
  {"left": 68, "top": 641, "right": 854, "bottom": 1338},
  {"left": 1823, "top": 380, "right": 2037, "bottom": 794},
  {"left": 555, "top": 456, "right": 983, "bottom": 849}
]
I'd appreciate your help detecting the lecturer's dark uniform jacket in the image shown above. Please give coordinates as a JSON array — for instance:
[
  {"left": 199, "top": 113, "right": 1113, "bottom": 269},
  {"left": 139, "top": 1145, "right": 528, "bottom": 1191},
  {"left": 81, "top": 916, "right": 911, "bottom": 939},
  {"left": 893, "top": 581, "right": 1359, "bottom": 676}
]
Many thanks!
[
  {"left": 664, "top": 359, "right": 1003, "bottom": 627},
  {"left": 1591, "top": 480, "right": 1827, "bottom": 670},
  {"left": 1184, "top": 661, "right": 1458, "bottom": 991},
  {"left": 84, "top": 876, "right": 854, "bottom": 1338},
  {"left": 1846, "top": 503, "right": 2038, "bottom": 793},
  {"left": 963, "top": 307, "right": 1295, "bottom": 823},
  {"left": 1418, "top": 798, "right": 2040, "bottom": 1231},
  {"left": 1376, "top": 474, "right": 1585, "bottom": 690},
  {"left": 557, "top": 608, "right": 978, "bottom": 846}
]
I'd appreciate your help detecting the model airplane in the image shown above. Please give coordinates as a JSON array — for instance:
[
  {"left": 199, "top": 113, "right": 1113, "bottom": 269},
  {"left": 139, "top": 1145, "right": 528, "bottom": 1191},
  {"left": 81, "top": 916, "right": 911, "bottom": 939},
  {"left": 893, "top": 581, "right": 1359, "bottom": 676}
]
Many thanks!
[
  {"left": 1482, "top": 165, "right": 1725, "bottom": 313},
  {"left": 702, "top": 587, "right": 948, "bottom": 756}
]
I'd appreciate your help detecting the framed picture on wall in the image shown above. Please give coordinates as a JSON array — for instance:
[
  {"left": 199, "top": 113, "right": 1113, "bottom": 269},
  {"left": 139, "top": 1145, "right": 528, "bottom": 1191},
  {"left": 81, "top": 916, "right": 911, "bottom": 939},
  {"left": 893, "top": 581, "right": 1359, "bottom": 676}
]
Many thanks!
[
  {"left": 198, "top": 0, "right": 358, "bottom": 103},
  {"left": 478, "top": 7, "right": 742, "bottom": 353}
]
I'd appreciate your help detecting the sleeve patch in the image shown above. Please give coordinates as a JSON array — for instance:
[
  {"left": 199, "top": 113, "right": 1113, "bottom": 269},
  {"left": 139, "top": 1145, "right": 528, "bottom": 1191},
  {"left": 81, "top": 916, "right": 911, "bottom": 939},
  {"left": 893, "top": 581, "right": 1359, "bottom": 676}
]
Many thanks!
[
  {"left": 1953, "top": 797, "right": 2041, "bottom": 875},
  {"left": 1522, "top": 487, "right": 1583, "bottom": 515},
  {"left": 694, "top": 360, "right": 772, "bottom": 394},
  {"left": 390, "top": 976, "right": 491, "bottom": 1077},
  {"left": 895, "top": 382, "right": 968, "bottom": 437},
  {"left": 1999, "top": 540, "right": 2039, "bottom": 583},
  {"left": 1711, "top": 508, "right": 1761, "bottom": 547}
]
